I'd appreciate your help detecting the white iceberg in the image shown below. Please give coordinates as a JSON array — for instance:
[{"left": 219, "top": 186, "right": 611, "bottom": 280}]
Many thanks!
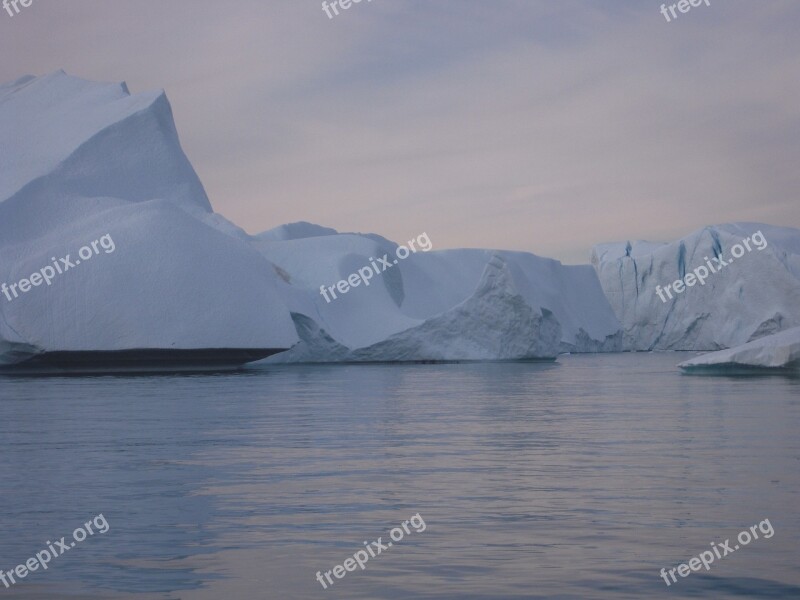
[
  {"left": 267, "top": 254, "right": 564, "bottom": 362},
  {"left": 0, "top": 72, "right": 298, "bottom": 368},
  {"left": 592, "top": 223, "right": 800, "bottom": 351},
  {"left": 254, "top": 228, "right": 623, "bottom": 362},
  {"left": 2, "top": 71, "right": 623, "bottom": 366},
  {"left": 679, "top": 326, "right": 800, "bottom": 371}
]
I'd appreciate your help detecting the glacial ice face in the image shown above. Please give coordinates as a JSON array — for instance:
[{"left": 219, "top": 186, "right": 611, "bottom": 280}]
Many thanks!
[
  {"left": 0, "top": 72, "right": 298, "bottom": 362},
  {"left": 591, "top": 223, "right": 800, "bottom": 351},
  {"left": 350, "top": 256, "right": 563, "bottom": 361},
  {"left": 257, "top": 230, "right": 623, "bottom": 362},
  {"left": 679, "top": 326, "right": 800, "bottom": 370},
  {"left": 268, "top": 255, "right": 564, "bottom": 362},
  {"left": 0, "top": 71, "right": 212, "bottom": 217}
]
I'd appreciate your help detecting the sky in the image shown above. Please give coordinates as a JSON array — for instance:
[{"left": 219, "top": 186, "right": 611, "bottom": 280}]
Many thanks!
[{"left": 2, "top": 0, "right": 799, "bottom": 263}]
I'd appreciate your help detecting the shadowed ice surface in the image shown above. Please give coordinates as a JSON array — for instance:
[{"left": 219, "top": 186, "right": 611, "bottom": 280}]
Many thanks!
[{"left": 0, "top": 353, "right": 798, "bottom": 599}]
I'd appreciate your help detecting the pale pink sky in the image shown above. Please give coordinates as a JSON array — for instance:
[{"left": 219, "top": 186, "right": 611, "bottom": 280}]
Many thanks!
[{"left": 2, "top": 0, "right": 799, "bottom": 263}]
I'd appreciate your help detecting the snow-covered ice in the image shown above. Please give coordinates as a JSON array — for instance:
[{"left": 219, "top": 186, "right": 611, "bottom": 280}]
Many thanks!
[
  {"left": 6, "top": 73, "right": 799, "bottom": 366},
  {"left": 0, "top": 72, "right": 299, "bottom": 362},
  {"left": 679, "top": 326, "right": 800, "bottom": 371},
  {"left": 0, "top": 71, "right": 687, "bottom": 365},
  {"left": 592, "top": 223, "right": 800, "bottom": 351},
  {"left": 254, "top": 228, "right": 623, "bottom": 362}
]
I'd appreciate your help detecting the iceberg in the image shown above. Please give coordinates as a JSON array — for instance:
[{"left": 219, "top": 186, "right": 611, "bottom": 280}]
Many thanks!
[
  {"left": 679, "top": 326, "right": 800, "bottom": 372},
  {"left": 0, "top": 72, "right": 298, "bottom": 369},
  {"left": 255, "top": 230, "right": 623, "bottom": 362},
  {"left": 592, "top": 223, "right": 800, "bottom": 351},
  {"left": 2, "top": 71, "right": 623, "bottom": 366},
  {"left": 267, "top": 254, "right": 565, "bottom": 362}
]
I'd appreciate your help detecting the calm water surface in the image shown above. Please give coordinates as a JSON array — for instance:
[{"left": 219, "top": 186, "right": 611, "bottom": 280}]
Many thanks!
[{"left": 0, "top": 353, "right": 798, "bottom": 599}]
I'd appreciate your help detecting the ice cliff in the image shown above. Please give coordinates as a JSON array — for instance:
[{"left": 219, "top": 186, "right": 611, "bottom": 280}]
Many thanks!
[
  {"left": 591, "top": 223, "right": 800, "bottom": 351},
  {"left": 252, "top": 227, "right": 622, "bottom": 362},
  {"left": 0, "top": 71, "right": 299, "bottom": 361}
]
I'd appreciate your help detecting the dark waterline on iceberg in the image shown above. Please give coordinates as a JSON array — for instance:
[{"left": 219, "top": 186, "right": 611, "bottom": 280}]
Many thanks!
[
  {"left": 1, "top": 347, "right": 287, "bottom": 375},
  {"left": 0, "top": 353, "right": 798, "bottom": 599}
]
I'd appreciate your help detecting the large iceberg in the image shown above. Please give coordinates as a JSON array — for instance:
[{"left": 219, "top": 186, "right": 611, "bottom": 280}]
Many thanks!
[
  {"left": 252, "top": 227, "right": 622, "bottom": 362},
  {"left": 679, "top": 326, "right": 800, "bottom": 371},
  {"left": 0, "top": 71, "right": 298, "bottom": 368},
  {"left": 1, "top": 71, "right": 623, "bottom": 366},
  {"left": 592, "top": 223, "right": 800, "bottom": 351}
]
